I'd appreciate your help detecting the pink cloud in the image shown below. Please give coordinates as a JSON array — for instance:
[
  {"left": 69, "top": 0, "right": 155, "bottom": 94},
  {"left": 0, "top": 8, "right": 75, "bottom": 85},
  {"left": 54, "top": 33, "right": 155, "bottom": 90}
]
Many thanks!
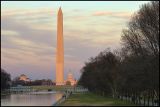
[
  {"left": 93, "top": 11, "right": 131, "bottom": 19},
  {"left": 1, "top": 8, "right": 54, "bottom": 20},
  {"left": 93, "top": 11, "right": 113, "bottom": 16}
]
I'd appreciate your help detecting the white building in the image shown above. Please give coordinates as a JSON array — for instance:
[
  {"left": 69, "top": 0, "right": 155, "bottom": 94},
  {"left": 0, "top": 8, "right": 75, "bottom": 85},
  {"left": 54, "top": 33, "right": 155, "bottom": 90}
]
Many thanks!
[
  {"left": 19, "top": 74, "right": 31, "bottom": 82},
  {"left": 64, "top": 72, "right": 77, "bottom": 86}
]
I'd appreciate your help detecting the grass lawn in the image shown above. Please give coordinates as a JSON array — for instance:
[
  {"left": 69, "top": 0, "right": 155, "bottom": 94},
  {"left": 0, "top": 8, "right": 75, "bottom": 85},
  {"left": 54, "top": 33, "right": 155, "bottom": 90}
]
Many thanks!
[
  {"left": 60, "top": 92, "right": 136, "bottom": 106},
  {"left": 30, "top": 85, "right": 73, "bottom": 91}
]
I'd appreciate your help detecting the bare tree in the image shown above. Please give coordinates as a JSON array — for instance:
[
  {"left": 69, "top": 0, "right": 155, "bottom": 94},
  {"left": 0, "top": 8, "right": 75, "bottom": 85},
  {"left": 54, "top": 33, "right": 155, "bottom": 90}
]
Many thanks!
[{"left": 122, "top": 1, "right": 159, "bottom": 57}]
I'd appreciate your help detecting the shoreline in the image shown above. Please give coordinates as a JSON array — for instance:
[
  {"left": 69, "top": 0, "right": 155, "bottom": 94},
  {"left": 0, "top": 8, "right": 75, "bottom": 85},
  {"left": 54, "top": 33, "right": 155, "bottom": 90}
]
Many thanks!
[{"left": 52, "top": 91, "right": 72, "bottom": 106}]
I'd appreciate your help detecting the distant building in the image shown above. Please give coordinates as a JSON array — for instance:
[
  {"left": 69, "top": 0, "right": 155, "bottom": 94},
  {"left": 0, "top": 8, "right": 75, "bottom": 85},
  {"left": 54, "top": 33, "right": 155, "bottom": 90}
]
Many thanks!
[
  {"left": 64, "top": 72, "right": 77, "bottom": 86},
  {"left": 19, "top": 74, "right": 31, "bottom": 82}
]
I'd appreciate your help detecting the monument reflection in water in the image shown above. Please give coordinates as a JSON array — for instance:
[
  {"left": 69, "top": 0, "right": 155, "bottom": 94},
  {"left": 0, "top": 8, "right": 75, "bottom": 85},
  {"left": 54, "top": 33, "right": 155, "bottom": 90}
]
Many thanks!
[{"left": 1, "top": 92, "right": 63, "bottom": 106}]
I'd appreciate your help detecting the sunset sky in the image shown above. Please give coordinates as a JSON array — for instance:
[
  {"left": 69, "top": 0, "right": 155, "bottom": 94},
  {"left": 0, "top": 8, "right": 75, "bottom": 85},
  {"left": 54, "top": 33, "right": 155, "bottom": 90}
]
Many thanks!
[{"left": 1, "top": 1, "right": 149, "bottom": 80}]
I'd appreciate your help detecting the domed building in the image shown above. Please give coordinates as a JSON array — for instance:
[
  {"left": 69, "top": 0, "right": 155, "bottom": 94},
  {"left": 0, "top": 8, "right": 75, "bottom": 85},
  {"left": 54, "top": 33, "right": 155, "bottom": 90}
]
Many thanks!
[
  {"left": 64, "top": 71, "right": 77, "bottom": 86},
  {"left": 19, "top": 74, "right": 31, "bottom": 82}
]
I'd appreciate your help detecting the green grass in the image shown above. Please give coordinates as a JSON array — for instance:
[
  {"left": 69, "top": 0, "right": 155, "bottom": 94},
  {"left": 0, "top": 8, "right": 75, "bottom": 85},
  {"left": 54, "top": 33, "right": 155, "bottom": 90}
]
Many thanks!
[
  {"left": 30, "top": 85, "right": 73, "bottom": 91},
  {"left": 60, "top": 92, "right": 136, "bottom": 106}
]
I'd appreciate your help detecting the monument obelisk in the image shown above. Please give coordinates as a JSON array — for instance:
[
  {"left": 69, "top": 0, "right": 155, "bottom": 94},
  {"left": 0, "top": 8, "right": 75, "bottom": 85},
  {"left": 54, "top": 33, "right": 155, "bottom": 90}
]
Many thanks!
[{"left": 56, "top": 7, "right": 64, "bottom": 85}]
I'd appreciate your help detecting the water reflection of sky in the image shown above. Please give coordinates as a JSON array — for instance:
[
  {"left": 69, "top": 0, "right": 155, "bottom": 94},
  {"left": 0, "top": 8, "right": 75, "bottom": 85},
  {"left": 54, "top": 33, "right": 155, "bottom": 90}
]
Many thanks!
[{"left": 1, "top": 92, "right": 63, "bottom": 106}]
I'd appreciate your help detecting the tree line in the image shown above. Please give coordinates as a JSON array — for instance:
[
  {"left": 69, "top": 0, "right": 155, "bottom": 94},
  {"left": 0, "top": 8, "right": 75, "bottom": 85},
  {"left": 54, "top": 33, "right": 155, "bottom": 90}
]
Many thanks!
[
  {"left": 78, "top": 1, "right": 159, "bottom": 106},
  {"left": 12, "top": 78, "right": 55, "bottom": 86},
  {"left": 1, "top": 68, "right": 55, "bottom": 89},
  {"left": 1, "top": 68, "right": 11, "bottom": 90}
]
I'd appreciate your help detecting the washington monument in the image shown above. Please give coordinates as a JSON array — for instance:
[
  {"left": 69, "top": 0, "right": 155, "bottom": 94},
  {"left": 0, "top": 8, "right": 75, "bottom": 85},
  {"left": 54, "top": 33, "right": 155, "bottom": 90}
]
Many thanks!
[{"left": 56, "top": 7, "right": 64, "bottom": 85}]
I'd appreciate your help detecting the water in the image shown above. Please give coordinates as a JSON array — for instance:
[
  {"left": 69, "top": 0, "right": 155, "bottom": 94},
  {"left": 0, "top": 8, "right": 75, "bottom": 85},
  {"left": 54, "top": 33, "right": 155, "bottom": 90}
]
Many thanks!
[{"left": 1, "top": 91, "right": 63, "bottom": 106}]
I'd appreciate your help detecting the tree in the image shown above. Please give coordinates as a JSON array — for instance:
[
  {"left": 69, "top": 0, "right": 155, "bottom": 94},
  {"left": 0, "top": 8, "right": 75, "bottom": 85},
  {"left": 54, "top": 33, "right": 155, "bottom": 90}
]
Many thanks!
[
  {"left": 1, "top": 68, "right": 11, "bottom": 90},
  {"left": 121, "top": 1, "right": 159, "bottom": 57},
  {"left": 78, "top": 49, "right": 121, "bottom": 97},
  {"left": 66, "top": 81, "right": 71, "bottom": 86},
  {"left": 78, "top": 1, "right": 159, "bottom": 105},
  {"left": 120, "top": 1, "right": 159, "bottom": 105}
]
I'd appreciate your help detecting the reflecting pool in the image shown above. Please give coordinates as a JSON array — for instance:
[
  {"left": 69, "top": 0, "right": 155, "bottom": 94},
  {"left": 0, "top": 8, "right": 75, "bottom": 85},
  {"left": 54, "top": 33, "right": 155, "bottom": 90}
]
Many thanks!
[{"left": 1, "top": 91, "right": 63, "bottom": 106}]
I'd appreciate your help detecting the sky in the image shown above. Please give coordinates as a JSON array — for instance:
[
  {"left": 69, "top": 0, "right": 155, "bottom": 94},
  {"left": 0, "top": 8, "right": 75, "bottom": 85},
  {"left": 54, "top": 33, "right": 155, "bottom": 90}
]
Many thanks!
[{"left": 1, "top": 1, "right": 149, "bottom": 81}]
